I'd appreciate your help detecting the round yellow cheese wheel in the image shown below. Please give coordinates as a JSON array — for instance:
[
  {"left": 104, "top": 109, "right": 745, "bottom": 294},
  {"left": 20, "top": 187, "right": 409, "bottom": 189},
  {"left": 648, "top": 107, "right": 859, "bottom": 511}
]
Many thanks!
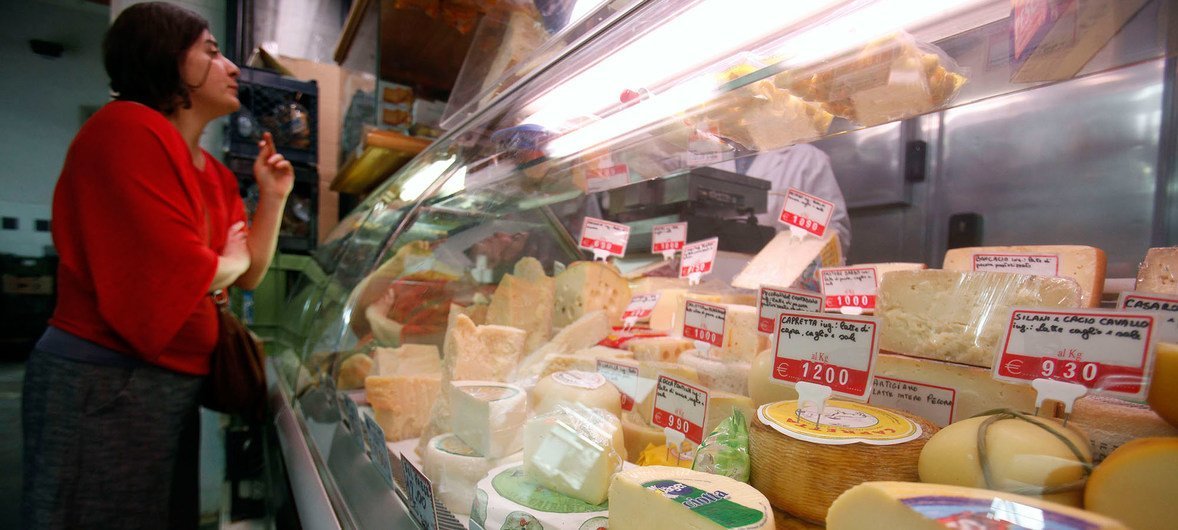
[
  {"left": 1147, "top": 342, "right": 1178, "bottom": 428},
  {"left": 1084, "top": 437, "right": 1178, "bottom": 530},
  {"left": 918, "top": 413, "right": 1091, "bottom": 507}
]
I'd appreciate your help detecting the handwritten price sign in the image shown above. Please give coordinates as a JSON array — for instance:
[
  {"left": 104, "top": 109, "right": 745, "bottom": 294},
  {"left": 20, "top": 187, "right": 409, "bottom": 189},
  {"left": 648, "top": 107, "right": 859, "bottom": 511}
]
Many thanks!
[
  {"left": 780, "top": 188, "right": 835, "bottom": 238},
  {"left": 973, "top": 253, "right": 1060, "bottom": 277},
  {"left": 652, "top": 222, "right": 688, "bottom": 254},
  {"left": 401, "top": 454, "right": 438, "bottom": 530},
  {"left": 758, "top": 286, "right": 823, "bottom": 333},
  {"left": 820, "top": 267, "right": 879, "bottom": 313},
  {"left": 585, "top": 159, "right": 631, "bottom": 193},
  {"left": 597, "top": 359, "right": 640, "bottom": 412},
  {"left": 1119, "top": 292, "right": 1178, "bottom": 343},
  {"left": 579, "top": 217, "right": 630, "bottom": 258},
  {"left": 683, "top": 300, "right": 726, "bottom": 347},
  {"left": 622, "top": 293, "right": 661, "bottom": 322},
  {"left": 993, "top": 309, "right": 1158, "bottom": 400},
  {"left": 772, "top": 311, "right": 880, "bottom": 400},
  {"left": 679, "top": 237, "right": 719, "bottom": 279},
  {"left": 651, "top": 375, "right": 709, "bottom": 445}
]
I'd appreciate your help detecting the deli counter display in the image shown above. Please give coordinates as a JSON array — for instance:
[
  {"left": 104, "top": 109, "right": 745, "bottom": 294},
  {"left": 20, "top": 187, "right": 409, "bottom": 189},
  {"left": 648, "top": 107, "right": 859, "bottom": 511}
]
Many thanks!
[{"left": 265, "top": 1, "right": 1178, "bottom": 529}]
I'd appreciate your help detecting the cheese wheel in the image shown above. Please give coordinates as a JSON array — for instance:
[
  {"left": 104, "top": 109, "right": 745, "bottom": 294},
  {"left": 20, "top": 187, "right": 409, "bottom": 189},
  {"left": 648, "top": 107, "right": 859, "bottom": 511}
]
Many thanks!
[
  {"left": 421, "top": 434, "right": 519, "bottom": 516},
  {"left": 470, "top": 463, "right": 610, "bottom": 530},
  {"left": 749, "top": 402, "right": 936, "bottom": 523},
  {"left": 1070, "top": 395, "right": 1178, "bottom": 463},
  {"left": 336, "top": 353, "right": 373, "bottom": 390},
  {"left": 609, "top": 465, "right": 774, "bottom": 530},
  {"left": 531, "top": 370, "right": 623, "bottom": 418},
  {"left": 773, "top": 508, "right": 823, "bottom": 530},
  {"left": 917, "top": 413, "right": 1091, "bottom": 507},
  {"left": 680, "top": 349, "right": 751, "bottom": 396},
  {"left": 942, "top": 245, "right": 1106, "bottom": 307},
  {"left": 828, "top": 482, "right": 1129, "bottom": 530},
  {"left": 1147, "top": 341, "right": 1178, "bottom": 428},
  {"left": 749, "top": 348, "right": 800, "bottom": 406},
  {"left": 1084, "top": 437, "right": 1178, "bottom": 530}
]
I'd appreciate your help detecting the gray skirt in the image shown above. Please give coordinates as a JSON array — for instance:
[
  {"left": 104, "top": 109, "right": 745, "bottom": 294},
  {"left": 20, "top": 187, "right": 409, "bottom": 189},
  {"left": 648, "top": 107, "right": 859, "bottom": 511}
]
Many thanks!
[{"left": 21, "top": 348, "right": 204, "bottom": 529}]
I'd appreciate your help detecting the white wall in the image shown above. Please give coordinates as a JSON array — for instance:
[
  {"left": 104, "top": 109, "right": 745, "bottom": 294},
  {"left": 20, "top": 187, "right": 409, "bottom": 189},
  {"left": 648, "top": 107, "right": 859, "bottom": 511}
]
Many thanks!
[{"left": 253, "top": 0, "right": 346, "bottom": 63}]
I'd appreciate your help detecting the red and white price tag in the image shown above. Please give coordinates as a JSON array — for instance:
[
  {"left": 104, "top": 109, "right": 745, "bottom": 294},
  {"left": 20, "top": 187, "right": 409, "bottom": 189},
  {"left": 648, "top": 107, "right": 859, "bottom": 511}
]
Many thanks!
[
  {"left": 579, "top": 217, "right": 630, "bottom": 260},
  {"left": 780, "top": 187, "right": 835, "bottom": 238},
  {"left": 820, "top": 267, "right": 878, "bottom": 314},
  {"left": 597, "top": 359, "right": 639, "bottom": 412},
  {"left": 972, "top": 253, "right": 1060, "bottom": 277},
  {"left": 622, "top": 293, "right": 661, "bottom": 329},
  {"left": 1119, "top": 292, "right": 1178, "bottom": 343},
  {"left": 651, "top": 375, "right": 709, "bottom": 445},
  {"left": 683, "top": 300, "right": 726, "bottom": 348},
  {"left": 652, "top": 222, "right": 688, "bottom": 257},
  {"left": 585, "top": 160, "right": 631, "bottom": 193},
  {"left": 771, "top": 311, "right": 880, "bottom": 401},
  {"left": 679, "top": 237, "right": 719, "bottom": 283},
  {"left": 993, "top": 308, "right": 1158, "bottom": 400},
  {"left": 758, "top": 286, "right": 823, "bottom": 334}
]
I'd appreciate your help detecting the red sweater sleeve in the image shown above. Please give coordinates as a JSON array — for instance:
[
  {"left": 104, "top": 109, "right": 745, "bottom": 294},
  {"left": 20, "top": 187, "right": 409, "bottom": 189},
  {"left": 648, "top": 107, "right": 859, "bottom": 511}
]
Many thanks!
[{"left": 57, "top": 105, "right": 219, "bottom": 358}]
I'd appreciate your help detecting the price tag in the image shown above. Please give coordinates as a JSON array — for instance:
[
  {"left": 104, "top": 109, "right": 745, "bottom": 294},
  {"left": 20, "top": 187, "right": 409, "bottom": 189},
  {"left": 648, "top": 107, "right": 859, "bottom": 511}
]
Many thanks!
[
  {"left": 682, "top": 151, "right": 726, "bottom": 167},
  {"left": 758, "top": 286, "right": 823, "bottom": 334},
  {"left": 683, "top": 300, "right": 726, "bottom": 348},
  {"left": 1119, "top": 292, "right": 1178, "bottom": 343},
  {"left": 597, "top": 359, "right": 640, "bottom": 412},
  {"left": 869, "top": 377, "right": 956, "bottom": 427},
  {"left": 972, "top": 253, "right": 1060, "bottom": 277},
  {"left": 771, "top": 311, "right": 880, "bottom": 401},
  {"left": 585, "top": 158, "right": 631, "bottom": 193},
  {"left": 579, "top": 217, "right": 630, "bottom": 260},
  {"left": 652, "top": 222, "right": 688, "bottom": 259},
  {"left": 679, "top": 237, "right": 719, "bottom": 284},
  {"left": 779, "top": 187, "right": 835, "bottom": 239},
  {"left": 364, "top": 415, "right": 394, "bottom": 488},
  {"left": 820, "top": 267, "right": 878, "bottom": 315},
  {"left": 401, "top": 454, "right": 439, "bottom": 530},
  {"left": 622, "top": 293, "right": 661, "bottom": 329},
  {"left": 992, "top": 308, "right": 1158, "bottom": 400},
  {"left": 340, "top": 393, "right": 366, "bottom": 449},
  {"left": 651, "top": 375, "right": 709, "bottom": 445}
]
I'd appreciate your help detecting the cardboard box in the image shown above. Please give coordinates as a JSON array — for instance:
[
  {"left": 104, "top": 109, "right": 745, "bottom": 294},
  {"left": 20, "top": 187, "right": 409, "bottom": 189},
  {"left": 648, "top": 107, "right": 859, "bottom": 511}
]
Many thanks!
[{"left": 1010, "top": 0, "right": 1148, "bottom": 83}]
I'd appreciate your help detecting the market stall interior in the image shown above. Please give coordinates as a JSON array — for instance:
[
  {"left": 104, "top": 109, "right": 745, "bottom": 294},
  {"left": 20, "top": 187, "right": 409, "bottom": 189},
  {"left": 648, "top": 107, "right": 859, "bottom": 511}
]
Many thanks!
[{"left": 264, "top": 0, "right": 1178, "bottom": 529}]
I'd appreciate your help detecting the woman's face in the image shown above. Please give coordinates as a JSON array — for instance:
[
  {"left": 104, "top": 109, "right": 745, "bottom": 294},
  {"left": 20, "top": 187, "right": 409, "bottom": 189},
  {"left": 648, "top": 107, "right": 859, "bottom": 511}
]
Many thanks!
[{"left": 179, "top": 29, "right": 240, "bottom": 118}]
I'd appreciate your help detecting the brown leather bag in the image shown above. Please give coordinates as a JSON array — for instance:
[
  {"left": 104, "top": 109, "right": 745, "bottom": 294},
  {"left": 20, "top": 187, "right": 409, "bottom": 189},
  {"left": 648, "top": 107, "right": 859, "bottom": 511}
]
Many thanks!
[{"left": 201, "top": 290, "right": 267, "bottom": 421}]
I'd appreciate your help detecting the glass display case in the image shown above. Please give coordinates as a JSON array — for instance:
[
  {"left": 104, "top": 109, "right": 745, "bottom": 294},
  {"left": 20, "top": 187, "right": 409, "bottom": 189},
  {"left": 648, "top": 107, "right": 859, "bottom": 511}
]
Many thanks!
[{"left": 265, "top": 1, "right": 1178, "bottom": 528}]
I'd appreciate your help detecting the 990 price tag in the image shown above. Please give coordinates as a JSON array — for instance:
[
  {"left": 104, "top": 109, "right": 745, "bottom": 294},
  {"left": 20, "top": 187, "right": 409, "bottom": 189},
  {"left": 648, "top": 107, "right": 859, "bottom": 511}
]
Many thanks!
[
  {"left": 993, "top": 309, "right": 1157, "bottom": 400},
  {"left": 780, "top": 188, "right": 835, "bottom": 238},
  {"left": 651, "top": 375, "right": 709, "bottom": 445},
  {"left": 579, "top": 217, "right": 630, "bottom": 259},
  {"left": 683, "top": 300, "right": 726, "bottom": 347},
  {"left": 772, "top": 311, "right": 880, "bottom": 401}
]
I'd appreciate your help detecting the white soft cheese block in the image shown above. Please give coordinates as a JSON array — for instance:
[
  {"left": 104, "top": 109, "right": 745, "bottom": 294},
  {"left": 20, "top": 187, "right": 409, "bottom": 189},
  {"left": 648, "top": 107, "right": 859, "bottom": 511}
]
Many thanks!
[
  {"left": 365, "top": 373, "right": 441, "bottom": 441},
  {"left": 680, "top": 349, "right": 751, "bottom": 396},
  {"left": 943, "top": 245, "right": 1106, "bottom": 307},
  {"left": 422, "top": 433, "right": 520, "bottom": 516},
  {"left": 1137, "top": 247, "right": 1178, "bottom": 295},
  {"left": 449, "top": 381, "right": 527, "bottom": 458},
  {"left": 373, "top": 343, "right": 441, "bottom": 376},
  {"left": 625, "top": 336, "right": 696, "bottom": 363},
  {"left": 522, "top": 405, "right": 625, "bottom": 505},
  {"left": 877, "top": 269, "right": 1083, "bottom": 367},
  {"left": 487, "top": 257, "right": 556, "bottom": 352},
  {"left": 443, "top": 314, "right": 527, "bottom": 382},
  {"left": 513, "top": 310, "right": 612, "bottom": 382},
  {"left": 530, "top": 370, "right": 622, "bottom": 418},
  {"left": 868, "top": 352, "right": 1037, "bottom": 427},
  {"left": 469, "top": 463, "right": 611, "bottom": 530},
  {"left": 554, "top": 261, "right": 632, "bottom": 327},
  {"left": 828, "top": 482, "right": 1128, "bottom": 530},
  {"left": 732, "top": 231, "right": 843, "bottom": 291},
  {"left": 608, "top": 465, "right": 774, "bottom": 530}
]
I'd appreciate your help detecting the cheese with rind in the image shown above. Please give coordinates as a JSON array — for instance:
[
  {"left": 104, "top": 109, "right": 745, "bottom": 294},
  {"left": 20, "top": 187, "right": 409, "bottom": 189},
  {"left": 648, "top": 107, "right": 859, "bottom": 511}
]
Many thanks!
[
  {"left": 1136, "top": 247, "right": 1178, "bottom": 294},
  {"left": 1147, "top": 341, "right": 1178, "bottom": 428},
  {"left": 680, "top": 349, "right": 751, "bottom": 396},
  {"left": 373, "top": 344, "right": 441, "bottom": 376},
  {"left": 732, "top": 232, "right": 843, "bottom": 291},
  {"left": 608, "top": 465, "right": 774, "bottom": 530},
  {"left": 554, "top": 261, "right": 631, "bottom": 327},
  {"left": 450, "top": 381, "right": 527, "bottom": 458},
  {"left": 1084, "top": 437, "right": 1178, "bottom": 530},
  {"left": 625, "top": 336, "right": 696, "bottom": 362},
  {"left": 530, "top": 370, "right": 623, "bottom": 418},
  {"left": 943, "top": 245, "right": 1106, "bottom": 307},
  {"left": 470, "top": 463, "right": 610, "bottom": 530},
  {"left": 513, "top": 310, "right": 611, "bottom": 382},
  {"left": 366, "top": 373, "right": 441, "bottom": 441},
  {"left": 487, "top": 257, "right": 555, "bottom": 352},
  {"left": 1069, "top": 395, "right": 1178, "bottom": 462},
  {"left": 421, "top": 433, "right": 520, "bottom": 516},
  {"left": 443, "top": 314, "right": 527, "bottom": 382}
]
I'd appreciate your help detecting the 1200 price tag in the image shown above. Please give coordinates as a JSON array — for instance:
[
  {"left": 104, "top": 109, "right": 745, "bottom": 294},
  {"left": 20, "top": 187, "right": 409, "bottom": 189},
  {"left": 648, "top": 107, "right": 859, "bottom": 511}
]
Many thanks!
[
  {"left": 579, "top": 217, "right": 630, "bottom": 259},
  {"left": 771, "top": 311, "right": 880, "bottom": 401},
  {"left": 651, "top": 375, "right": 709, "bottom": 445},
  {"left": 993, "top": 309, "right": 1158, "bottom": 400},
  {"left": 758, "top": 286, "right": 823, "bottom": 333},
  {"left": 683, "top": 300, "right": 726, "bottom": 347},
  {"left": 780, "top": 188, "right": 835, "bottom": 238},
  {"left": 820, "top": 267, "right": 879, "bottom": 313}
]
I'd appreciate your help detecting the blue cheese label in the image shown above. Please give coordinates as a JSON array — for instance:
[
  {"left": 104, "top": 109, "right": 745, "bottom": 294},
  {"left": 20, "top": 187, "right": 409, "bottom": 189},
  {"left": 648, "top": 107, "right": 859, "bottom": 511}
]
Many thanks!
[
  {"left": 642, "top": 480, "right": 764, "bottom": 528},
  {"left": 901, "top": 495, "right": 1099, "bottom": 530}
]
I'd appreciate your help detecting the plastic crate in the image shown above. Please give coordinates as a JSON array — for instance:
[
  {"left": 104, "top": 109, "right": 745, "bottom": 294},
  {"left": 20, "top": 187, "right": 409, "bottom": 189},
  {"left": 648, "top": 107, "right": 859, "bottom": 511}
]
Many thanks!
[
  {"left": 229, "top": 67, "right": 318, "bottom": 166},
  {"left": 225, "top": 155, "right": 319, "bottom": 254}
]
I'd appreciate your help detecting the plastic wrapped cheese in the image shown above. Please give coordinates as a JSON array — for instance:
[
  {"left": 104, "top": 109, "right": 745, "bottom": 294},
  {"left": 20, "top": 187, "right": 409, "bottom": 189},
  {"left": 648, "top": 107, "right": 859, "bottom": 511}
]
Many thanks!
[
  {"left": 522, "top": 404, "right": 626, "bottom": 505},
  {"left": 942, "top": 245, "right": 1106, "bottom": 307},
  {"left": 422, "top": 433, "right": 521, "bottom": 516},
  {"left": 469, "top": 463, "right": 611, "bottom": 530}
]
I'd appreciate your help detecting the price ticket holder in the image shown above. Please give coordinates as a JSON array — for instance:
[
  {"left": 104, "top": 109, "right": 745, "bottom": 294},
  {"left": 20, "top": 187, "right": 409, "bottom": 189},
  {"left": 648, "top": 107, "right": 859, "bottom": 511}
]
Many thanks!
[
  {"left": 991, "top": 308, "right": 1159, "bottom": 426},
  {"left": 597, "top": 359, "right": 640, "bottom": 412},
  {"left": 651, "top": 374, "right": 709, "bottom": 464},
  {"left": 780, "top": 187, "right": 835, "bottom": 242},
  {"left": 579, "top": 217, "right": 630, "bottom": 262},
  {"left": 683, "top": 299, "right": 725, "bottom": 355},
  {"left": 622, "top": 293, "right": 661, "bottom": 331},
  {"left": 652, "top": 222, "right": 688, "bottom": 261},
  {"left": 757, "top": 285, "right": 824, "bottom": 348},
  {"left": 819, "top": 267, "right": 878, "bottom": 317},
  {"left": 679, "top": 237, "right": 719, "bottom": 286},
  {"left": 770, "top": 311, "right": 881, "bottom": 429}
]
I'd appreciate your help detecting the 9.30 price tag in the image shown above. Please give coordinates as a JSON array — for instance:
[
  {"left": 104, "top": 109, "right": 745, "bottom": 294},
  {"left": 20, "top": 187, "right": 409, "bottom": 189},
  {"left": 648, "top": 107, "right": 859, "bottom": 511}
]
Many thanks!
[
  {"left": 651, "top": 375, "right": 709, "bottom": 445},
  {"left": 993, "top": 308, "right": 1158, "bottom": 400},
  {"left": 771, "top": 311, "right": 880, "bottom": 401},
  {"left": 780, "top": 187, "right": 835, "bottom": 238}
]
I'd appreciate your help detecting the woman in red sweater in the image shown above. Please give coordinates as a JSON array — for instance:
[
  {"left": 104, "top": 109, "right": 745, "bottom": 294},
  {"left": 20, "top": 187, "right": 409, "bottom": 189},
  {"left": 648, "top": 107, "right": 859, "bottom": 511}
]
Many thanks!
[{"left": 21, "top": 3, "right": 292, "bottom": 528}]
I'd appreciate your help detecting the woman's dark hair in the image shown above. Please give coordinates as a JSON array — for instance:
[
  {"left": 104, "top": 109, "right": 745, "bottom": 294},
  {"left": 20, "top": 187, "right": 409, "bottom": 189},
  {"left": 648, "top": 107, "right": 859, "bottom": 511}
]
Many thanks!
[{"left": 103, "top": 2, "right": 209, "bottom": 115}]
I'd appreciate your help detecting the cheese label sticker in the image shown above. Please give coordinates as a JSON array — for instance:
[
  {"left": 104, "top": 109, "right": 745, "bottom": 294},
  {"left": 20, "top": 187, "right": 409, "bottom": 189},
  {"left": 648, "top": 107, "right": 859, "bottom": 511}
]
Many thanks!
[
  {"left": 779, "top": 187, "right": 835, "bottom": 238},
  {"left": 993, "top": 308, "right": 1158, "bottom": 400},
  {"left": 436, "top": 434, "right": 480, "bottom": 457},
  {"left": 819, "top": 267, "right": 878, "bottom": 313},
  {"left": 972, "top": 253, "right": 1060, "bottom": 277},
  {"left": 757, "top": 400, "right": 922, "bottom": 445},
  {"left": 1119, "top": 292, "right": 1178, "bottom": 343},
  {"left": 597, "top": 359, "right": 639, "bottom": 412},
  {"left": 679, "top": 237, "right": 719, "bottom": 279},
  {"left": 491, "top": 465, "right": 608, "bottom": 513},
  {"left": 900, "top": 495, "right": 1102, "bottom": 530},
  {"left": 401, "top": 454, "right": 439, "bottom": 530},
  {"left": 340, "top": 392, "right": 366, "bottom": 449},
  {"left": 552, "top": 370, "right": 607, "bottom": 390},
  {"left": 771, "top": 311, "right": 880, "bottom": 401},
  {"left": 758, "top": 286, "right": 823, "bottom": 333},
  {"left": 622, "top": 293, "right": 661, "bottom": 322},
  {"left": 579, "top": 217, "right": 630, "bottom": 258},
  {"left": 652, "top": 222, "right": 688, "bottom": 254},
  {"left": 652, "top": 375, "right": 709, "bottom": 445},
  {"left": 585, "top": 160, "right": 631, "bottom": 193},
  {"left": 364, "top": 415, "right": 394, "bottom": 488},
  {"left": 683, "top": 300, "right": 726, "bottom": 347},
  {"left": 869, "top": 377, "right": 956, "bottom": 427},
  {"left": 642, "top": 480, "right": 766, "bottom": 528}
]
